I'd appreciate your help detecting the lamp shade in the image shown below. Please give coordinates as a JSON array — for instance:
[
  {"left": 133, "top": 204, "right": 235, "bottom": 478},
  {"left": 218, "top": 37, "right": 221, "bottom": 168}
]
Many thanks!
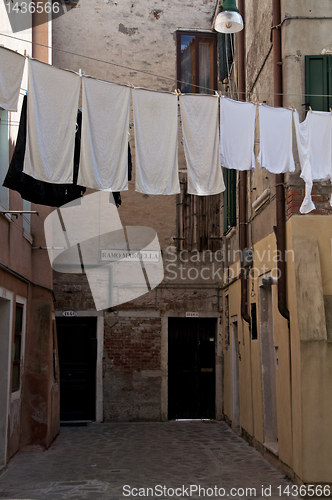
[{"left": 214, "top": 0, "right": 244, "bottom": 34}]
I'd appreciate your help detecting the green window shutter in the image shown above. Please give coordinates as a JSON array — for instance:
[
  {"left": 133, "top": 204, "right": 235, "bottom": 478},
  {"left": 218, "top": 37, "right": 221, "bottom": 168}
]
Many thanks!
[
  {"left": 223, "top": 168, "right": 229, "bottom": 233},
  {"left": 218, "top": 33, "right": 233, "bottom": 82},
  {"left": 229, "top": 169, "right": 236, "bottom": 227},
  {"left": 218, "top": 33, "right": 228, "bottom": 82},
  {"left": 223, "top": 169, "right": 236, "bottom": 234},
  {"left": 305, "top": 55, "right": 330, "bottom": 111}
]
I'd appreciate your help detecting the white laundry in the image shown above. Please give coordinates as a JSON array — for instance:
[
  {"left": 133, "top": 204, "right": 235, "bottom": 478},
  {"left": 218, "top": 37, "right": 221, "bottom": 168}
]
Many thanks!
[
  {"left": 133, "top": 88, "right": 180, "bottom": 195},
  {"left": 78, "top": 77, "right": 130, "bottom": 191},
  {"left": 23, "top": 58, "right": 81, "bottom": 184},
  {"left": 179, "top": 94, "right": 225, "bottom": 196},
  {"left": 0, "top": 46, "right": 25, "bottom": 112},
  {"left": 257, "top": 104, "right": 295, "bottom": 174},
  {"left": 294, "top": 110, "right": 332, "bottom": 214},
  {"left": 220, "top": 97, "right": 256, "bottom": 171}
]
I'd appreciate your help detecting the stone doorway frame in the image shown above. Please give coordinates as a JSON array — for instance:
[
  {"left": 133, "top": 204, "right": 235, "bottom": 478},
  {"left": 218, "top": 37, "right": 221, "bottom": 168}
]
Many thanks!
[{"left": 161, "top": 311, "right": 222, "bottom": 422}]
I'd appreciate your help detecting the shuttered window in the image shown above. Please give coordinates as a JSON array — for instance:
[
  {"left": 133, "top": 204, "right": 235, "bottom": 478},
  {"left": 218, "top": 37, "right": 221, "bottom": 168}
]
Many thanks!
[
  {"left": 305, "top": 55, "right": 332, "bottom": 111},
  {"left": 218, "top": 33, "right": 233, "bottom": 82},
  {"left": 176, "top": 174, "right": 222, "bottom": 251}
]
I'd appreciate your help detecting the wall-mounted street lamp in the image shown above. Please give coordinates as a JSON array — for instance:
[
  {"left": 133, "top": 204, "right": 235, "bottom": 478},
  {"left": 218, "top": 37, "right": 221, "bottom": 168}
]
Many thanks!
[{"left": 214, "top": 0, "right": 244, "bottom": 34}]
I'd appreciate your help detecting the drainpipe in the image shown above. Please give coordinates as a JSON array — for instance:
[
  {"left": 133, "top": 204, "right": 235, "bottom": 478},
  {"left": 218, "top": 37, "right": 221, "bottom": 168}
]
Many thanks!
[
  {"left": 238, "top": 0, "right": 250, "bottom": 325},
  {"left": 273, "top": 0, "right": 290, "bottom": 321}
]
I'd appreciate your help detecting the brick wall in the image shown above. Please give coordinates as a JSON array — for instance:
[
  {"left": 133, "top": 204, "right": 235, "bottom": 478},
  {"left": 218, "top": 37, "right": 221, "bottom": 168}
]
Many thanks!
[{"left": 103, "top": 315, "right": 161, "bottom": 421}]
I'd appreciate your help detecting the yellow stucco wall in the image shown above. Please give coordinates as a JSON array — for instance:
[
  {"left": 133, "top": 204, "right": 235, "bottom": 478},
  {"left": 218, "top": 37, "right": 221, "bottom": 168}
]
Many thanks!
[
  {"left": 223, "top": 215, "right": 332, "bottom": 483},
  {"left": 288, "top": 216, "right": 332, "bottom": 483}
]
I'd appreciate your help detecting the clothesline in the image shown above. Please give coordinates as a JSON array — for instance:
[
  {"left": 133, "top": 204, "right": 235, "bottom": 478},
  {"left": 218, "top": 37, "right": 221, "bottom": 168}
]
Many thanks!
[
  {"left": 1, "top": 46, "right": 332, "bottom": 217},
  {"left": 1, "top": 31, "right": 332, "bottom": 100}
]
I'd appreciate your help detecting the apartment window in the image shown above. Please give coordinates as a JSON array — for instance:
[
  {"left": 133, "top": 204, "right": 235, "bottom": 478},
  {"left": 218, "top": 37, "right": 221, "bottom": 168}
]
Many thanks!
[
  {"left": 223, "top": 169, "right": 236, "bottom": 234},
  {"left": 176, "top": 31, "right": 217, "bottom": 94},
  {"left": 12, "top": 304, "right": 23, "bottom": 392},
  {"left": 0, "top": 109, "right": 9, "bottom": 209},
  {"left": 218, "top": 33, "right": 234, "bottom": 82},
  {"left": 305, "top": 55, "right": 332, "bottom": 111}
]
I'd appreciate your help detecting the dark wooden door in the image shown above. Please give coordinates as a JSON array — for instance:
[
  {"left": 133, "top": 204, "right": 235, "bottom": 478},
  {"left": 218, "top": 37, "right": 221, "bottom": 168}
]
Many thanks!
[
  {"left": 56, "top": 317, "right": 97, "bottom": 421},
  {"left": 168, "top": 318, "right": 216, "bottom": 420}
]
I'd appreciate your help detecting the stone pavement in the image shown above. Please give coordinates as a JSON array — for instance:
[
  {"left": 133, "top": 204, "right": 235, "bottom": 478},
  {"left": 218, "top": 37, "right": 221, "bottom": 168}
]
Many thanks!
[{"left": 0, "top": 421, "right": 295, "bottom": 500}]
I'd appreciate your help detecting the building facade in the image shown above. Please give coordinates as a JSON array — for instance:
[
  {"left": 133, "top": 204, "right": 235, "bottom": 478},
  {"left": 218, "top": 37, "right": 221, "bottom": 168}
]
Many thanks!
[
  {"left": 218, "top": 0, "right": 332, "bottom": 485},
  {"left": 52, "top": 0, "right": 224, "bottom": 424},
  {"left": 0, "top": 6, "right": 59, "bottom": 468}
]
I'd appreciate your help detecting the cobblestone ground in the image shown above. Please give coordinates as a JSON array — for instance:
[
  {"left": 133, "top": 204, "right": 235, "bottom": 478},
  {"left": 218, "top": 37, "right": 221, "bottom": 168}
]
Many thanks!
[{"left": 0, "top": 421, "right": 295, "bottom": 500}]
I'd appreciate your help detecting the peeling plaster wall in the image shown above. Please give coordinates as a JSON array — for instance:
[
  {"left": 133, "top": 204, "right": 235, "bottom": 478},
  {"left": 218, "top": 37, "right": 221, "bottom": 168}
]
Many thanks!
[{"left": 53, "top": 0, "right": 215, "bottom": 88}]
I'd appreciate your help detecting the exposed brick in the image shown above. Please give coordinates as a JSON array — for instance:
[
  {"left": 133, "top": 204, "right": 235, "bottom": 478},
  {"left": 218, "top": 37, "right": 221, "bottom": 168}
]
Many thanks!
[{"left": 287, "top": 201, "right": 302, "bottom": 209}]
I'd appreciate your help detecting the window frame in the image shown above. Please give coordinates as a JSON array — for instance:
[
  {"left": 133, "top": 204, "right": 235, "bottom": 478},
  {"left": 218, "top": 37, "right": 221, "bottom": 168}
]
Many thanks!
[
  {"left": 11, "top": 296, "right": 27, "bottom": 399},
  {"left": 176, "top": 31, "right": 218, "bottom": 94},
  {"left": 305, "top": 55, "right": 332, "bottom": 111}
]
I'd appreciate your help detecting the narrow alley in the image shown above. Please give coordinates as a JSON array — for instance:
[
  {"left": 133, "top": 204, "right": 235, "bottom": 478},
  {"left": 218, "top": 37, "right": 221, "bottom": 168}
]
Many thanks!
[{"left": 0, "top": 421, "right": 294, "bottom": 500}]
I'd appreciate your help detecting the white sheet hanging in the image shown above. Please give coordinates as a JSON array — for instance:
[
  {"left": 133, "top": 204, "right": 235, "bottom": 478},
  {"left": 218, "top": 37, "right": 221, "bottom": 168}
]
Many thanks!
[
  {"left": 220, "top": 96, "right": 256, "bottom": 171},
  {"left": 0, "top": 46, "right": 25, "bottom": 112},
  {"left": 257, "top": 104, "right": 295, "bottom": 174},
  {"left": 179, "top": 94, "right": 225, "bottom": 196},
  {"left": 133, "top": 88, "right": 180, "bottom": 195},
  {"left": 294, "top": 110, "right": 332, "bottom": 214},
  {"left": 23, "top": 58, "right": 81, "bottom": 184},
  {"left": 78, "top": 77, "right": 130, "bottom": 191}
]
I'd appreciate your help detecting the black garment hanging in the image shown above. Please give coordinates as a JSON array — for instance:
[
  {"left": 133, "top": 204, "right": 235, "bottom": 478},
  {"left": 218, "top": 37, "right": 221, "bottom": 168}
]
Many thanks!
[
  {"left": 3, "top": 96, "right": 133, "bottom": 208},
  {"left": 112, "top": 143, "right": 133, "bottom": 207},
  {"left": 3, "top": 95, "right": 86, "bottom": 207}
]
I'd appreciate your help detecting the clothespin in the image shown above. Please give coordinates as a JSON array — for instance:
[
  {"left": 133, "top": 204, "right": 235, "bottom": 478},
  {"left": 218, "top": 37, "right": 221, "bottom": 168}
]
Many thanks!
[
  {"left": 329, "top": 108, "right": 332, "bottom": 114},
  {"left": 174, "top": 89, "right": 179, "bottom": 96},
  {"left": 177, "top": 88, "right": 182, "bottom": 95},
  {"left": 24, "top": 49, "right": 27, "bottom": 58},
  {"left": 127, "top": 82, "right": 134, "bottom": 89},
  {"left": 79, "top": 68, "right": 82, "bottom": 77},
  {"left": 289, "top": 103, "right": 295, "bottom": 112},
  {"left": 309, "top": 105, "right": 313, "bottom": 113},
  {"left": 215, "top": 90, "right": 220, "bottom": 97}
]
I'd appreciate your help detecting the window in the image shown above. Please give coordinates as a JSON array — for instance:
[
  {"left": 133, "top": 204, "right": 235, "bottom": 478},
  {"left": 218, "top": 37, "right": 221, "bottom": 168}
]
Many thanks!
[
  {"left": 218, "top": 33, "right": 234, "bottom": 82},
  {"left": 0, "top": 109, "right": 9, "bottom": 209},
  {"left": 224, "top": 293, "right": 229, "bottom": 348},
  {"left": 251, "top": 303, "right": 258, "bottom": 340},
  {"left": 176, "top": 31, "right": 217, "bottom": 94},
  {"left": 305, "top": 55, "right": 332, "bottom": 111},
  {"left": 223, "top": 169, "right": 236, "bottom": 234},
  {"left": 12, "top": 304, "right": 23, "bottom": 392}
]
